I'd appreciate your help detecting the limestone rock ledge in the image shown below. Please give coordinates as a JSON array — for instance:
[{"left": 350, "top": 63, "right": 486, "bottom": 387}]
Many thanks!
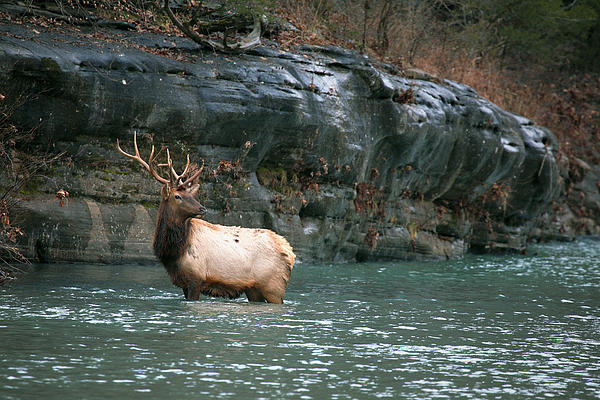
[{"left": 0, "top": 21, "right": 562, "bottom": 263}]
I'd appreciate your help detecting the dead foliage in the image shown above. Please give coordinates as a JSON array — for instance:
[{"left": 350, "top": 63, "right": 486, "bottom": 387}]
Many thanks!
[
  {"left": 364, "top": 226, "right": 379, "bottom": 249},
  {"left": 0, "top": 91, "right": 62, "bottom": 282},
  {"left": 354, "top": 182, "right": 385, "bottom": 219}
]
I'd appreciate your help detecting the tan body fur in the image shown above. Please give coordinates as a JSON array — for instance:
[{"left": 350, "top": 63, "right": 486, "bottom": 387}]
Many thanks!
[{"left": 171, "top": 219, "right": 295, "bottom": 303}]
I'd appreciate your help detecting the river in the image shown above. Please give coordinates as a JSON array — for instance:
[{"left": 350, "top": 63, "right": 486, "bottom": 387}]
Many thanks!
[{"left": 1, "top": 239, "right": 599, "bottom": 399}]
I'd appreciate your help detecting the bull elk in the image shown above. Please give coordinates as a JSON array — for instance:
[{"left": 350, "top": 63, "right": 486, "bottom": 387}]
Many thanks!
[{"left": 117, "top": 132, "right": 295, "bottom": 303}]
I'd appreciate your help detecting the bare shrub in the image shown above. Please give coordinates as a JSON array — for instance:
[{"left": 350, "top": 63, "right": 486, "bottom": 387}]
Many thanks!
[{"left": 0, "top": 92, "right": 62, "bottom": 284}]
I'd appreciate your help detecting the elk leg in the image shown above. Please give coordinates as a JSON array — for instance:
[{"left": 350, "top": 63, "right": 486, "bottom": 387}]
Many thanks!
[
  {"left": 245, "top": 288, "right": 266, "bottom": 302},
  {"left": 263, "top": 291, "right": 284, "bottom": 304},
  {"left": 184, "top": 283, "right": 201, "bottom": 300}
]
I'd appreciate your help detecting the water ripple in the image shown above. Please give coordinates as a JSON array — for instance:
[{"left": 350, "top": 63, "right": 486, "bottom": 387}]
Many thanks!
[{"left": 1, "top": 240, "right": 599, "bottom": 399}]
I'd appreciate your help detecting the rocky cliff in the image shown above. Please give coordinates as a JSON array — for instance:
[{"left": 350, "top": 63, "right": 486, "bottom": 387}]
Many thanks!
[{"left": 0, "top": 19, "right": 569, "bottom": 264}]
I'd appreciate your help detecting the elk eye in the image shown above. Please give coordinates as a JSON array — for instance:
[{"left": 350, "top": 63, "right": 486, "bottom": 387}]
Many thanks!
[{"left": 175, "top": 194, "right": 181, "bottom": 200}]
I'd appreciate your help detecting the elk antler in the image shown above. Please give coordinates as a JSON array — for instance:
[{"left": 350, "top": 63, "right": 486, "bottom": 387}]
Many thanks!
[
  {"left": 162, "top": 149, "right": 191, "bottom": 186},
  {"left": 161, "top": 155, "right": 204, "bottom": 187},
  {"left": 180, "top": 159, "right": 204, "bottom": 188},
  {"left": 116, "top": 131, "right": 170, "bottom": 185}
]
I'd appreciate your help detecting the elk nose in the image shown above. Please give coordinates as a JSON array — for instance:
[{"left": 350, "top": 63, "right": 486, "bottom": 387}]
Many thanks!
[{"left": 199, "top": 205, "right": 207, "bottom": 216}]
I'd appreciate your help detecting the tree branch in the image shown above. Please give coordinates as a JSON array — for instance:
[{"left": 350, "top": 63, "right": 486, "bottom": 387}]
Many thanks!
[{"left": 162, "top": 0, "right": 263, "bottom": 53}]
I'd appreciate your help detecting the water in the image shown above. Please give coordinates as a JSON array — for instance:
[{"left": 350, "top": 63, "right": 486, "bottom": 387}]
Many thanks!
[{"left": 1, "top": 240, "right": 599, "bottom": 399}]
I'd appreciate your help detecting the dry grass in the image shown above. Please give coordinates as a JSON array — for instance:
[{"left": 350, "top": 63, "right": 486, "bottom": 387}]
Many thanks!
[{"left": 413, "top": 48, "right": 599, "bottom": 170}]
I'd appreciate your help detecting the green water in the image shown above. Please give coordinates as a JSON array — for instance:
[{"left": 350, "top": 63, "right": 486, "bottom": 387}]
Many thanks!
[{"left": 1, "top": 240, "right": 599, "bottom": 399}]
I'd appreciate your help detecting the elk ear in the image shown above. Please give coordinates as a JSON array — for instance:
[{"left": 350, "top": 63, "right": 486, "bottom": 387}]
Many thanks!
[
  {"left": 161, "top": 185, "right": 170, "bottom": 200},
  {"left": 188, "top": 184, "right": 200, "bottom": 196}
]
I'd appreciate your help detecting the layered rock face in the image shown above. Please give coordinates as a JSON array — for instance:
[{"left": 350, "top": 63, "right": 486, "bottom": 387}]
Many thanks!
[{"left": 0, "top": 21, "right": 562, "bottom": 264}]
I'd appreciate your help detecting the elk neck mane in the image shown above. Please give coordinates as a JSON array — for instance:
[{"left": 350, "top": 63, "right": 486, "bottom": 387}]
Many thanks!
[{"left": 153, "top": 200, "right": 191, "bottom": 271}]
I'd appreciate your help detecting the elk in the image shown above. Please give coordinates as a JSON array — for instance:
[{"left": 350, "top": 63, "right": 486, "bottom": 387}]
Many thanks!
[{"left": 117, "top": 132, "right": 295, "bottom": 303}]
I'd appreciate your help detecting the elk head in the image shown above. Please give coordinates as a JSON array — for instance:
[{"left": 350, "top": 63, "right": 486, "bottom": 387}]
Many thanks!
[{"left": 116, "top": 131, "right": 207, "bottom": 221}]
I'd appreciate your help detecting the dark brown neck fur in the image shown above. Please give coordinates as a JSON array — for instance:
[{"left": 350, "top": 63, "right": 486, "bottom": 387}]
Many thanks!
[{"left": 153, "top": 201, "right": 191, "bottom": 273}]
